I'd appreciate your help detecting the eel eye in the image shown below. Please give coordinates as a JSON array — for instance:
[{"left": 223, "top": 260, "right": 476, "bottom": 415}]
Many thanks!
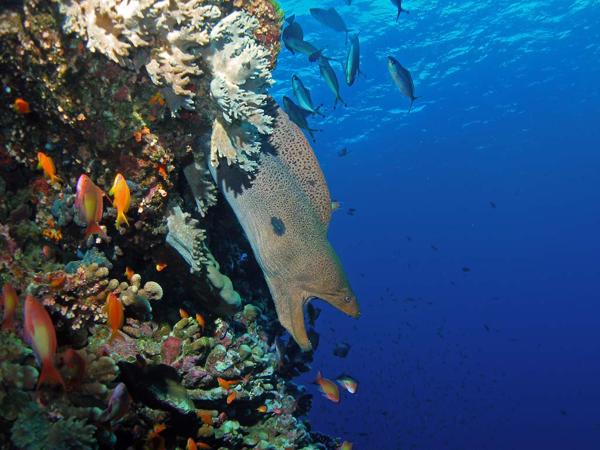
[{"left": 343, "top": 296, "right": 352, "bottom": 303}]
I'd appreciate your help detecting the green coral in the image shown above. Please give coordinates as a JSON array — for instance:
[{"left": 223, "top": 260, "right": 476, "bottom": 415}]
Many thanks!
[{"left": 11, "top": 403, "right": 97, "bottom": 450}]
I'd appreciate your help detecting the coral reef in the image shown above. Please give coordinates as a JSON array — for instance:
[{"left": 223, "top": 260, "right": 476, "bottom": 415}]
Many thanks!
[{"left": 0, "top": 0, "right": 344, "bottom": 448}]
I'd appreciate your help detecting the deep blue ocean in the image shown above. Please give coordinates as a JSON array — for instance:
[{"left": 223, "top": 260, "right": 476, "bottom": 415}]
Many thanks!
[{"left": 271, "top": 1, "right": 600, "bottom": 449}]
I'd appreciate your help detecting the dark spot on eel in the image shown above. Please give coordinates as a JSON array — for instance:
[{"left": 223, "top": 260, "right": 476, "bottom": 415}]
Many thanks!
[{"left": 271, "top": 216, "right": 286, "bottom": 236}]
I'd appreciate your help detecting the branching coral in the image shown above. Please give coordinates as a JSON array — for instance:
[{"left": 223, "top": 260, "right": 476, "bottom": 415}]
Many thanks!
[
  {"left": 59, "top": 0, "right": 222, "bottom": 113},
  {"left": 208, "top": 10, "right": 274, "bottom": 171}
]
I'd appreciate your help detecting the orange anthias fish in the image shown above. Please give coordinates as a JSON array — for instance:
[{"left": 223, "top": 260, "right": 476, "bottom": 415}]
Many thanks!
[
  {"left": 179, "top": 308, "right": 189, "bottom": 319},
  {"left": 146, "top": 423, "right": 166, "bottom": 450},
  {"left": 13, "top": 97, "right": 30, "bottom": 114},
  {"left": 226, "top": 391, "right": 236, "bottom": 405},
  {"left": 256, "top": 405, "right": 267, "bottom": 413},
  {"left": 109, "top": 173, "right": 131, "bottom": 228},
  {"left": 315, "top": 371, "right": 340, "bottom": 403},
  {"left": 1, "top": 283, "right": 18, "bottom": 331},
  {"left": 156, "top": 262, "right": 167, "bottom": 272},
  {"left": 106, "top": 292, "right": 124, "bottom": 343},
  {"left": 75, "top": 174, "right": 106, "bottom": 239},
  {"left": 37, "top": 152, "right": 62, "bottom": 184},
  {"left": 124, "top": 266, "right": 135, "bottom": 281},
  {"left": 217, "top": 377, "right": 240, "bottom": 390},
  {"left": 23, "top": 295, "right": 65, "bottom": 389},
  {"left": 195, "top": 313, "right": 205, "bottom": 330},
  {"left": 196, "top": 410, "right": 213, "bottom": 425}
]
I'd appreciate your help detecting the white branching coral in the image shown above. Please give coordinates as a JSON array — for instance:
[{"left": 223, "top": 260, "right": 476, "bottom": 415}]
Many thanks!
[
  {"left": 208, "top": 11, "right": 274, "bottom": 171},
  {"left": 59, "top": 0, "right": 221, "bottom": 112}
]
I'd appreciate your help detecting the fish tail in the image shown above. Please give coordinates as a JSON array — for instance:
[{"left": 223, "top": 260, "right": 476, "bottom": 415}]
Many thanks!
[
  {"left": 408, "top": 96, "right": 419, "bottom": 113},
  {"left": 50, "top": 174, "right": 63, "bottom": 185},
  {"left": 115, "top": 211, "right": 129, "bottom": 228},
  {"left": 108, "top": 330, "right": 124, "bottom": 344},
  {"left": 37, "top": 359, "right": 65, "bottom": 389},
  {"left": 1, "top": 317, "right": 14, "bottom": 331},
  {"left": 315, "top": 104, "right": 325, "bottom": 117},
  {"left": 396, "top": 8, "right": 401, "bottom": 21},
  {"left": 84, "top": 222, "right": 107, "bottom": 240}
]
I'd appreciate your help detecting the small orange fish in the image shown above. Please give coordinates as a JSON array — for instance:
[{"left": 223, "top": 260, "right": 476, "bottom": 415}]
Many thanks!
[
  {"left": 149, "top": 92, "right": 166, "bottom": 106},
  {"left": 196, "top": 410, "right": 213, "bottom": 425},
  {"left": 315, "top": 371, "right": 340, "bottom": 403},
  {"left": 1, "top": 283, "right": 18, "bottom": 331},
  {"left": 146, "top": 423, "right": 166, "bottom": 450},
  {"left": 179, "top": 308, "right": 189, "bottom": 319},
  {"left": 106, "top": 292, "right": 124, "bottom": 343},
  {"left": 49, "top": 273, "right": 66, "bottom": 289},
  {"left": 109, "top": 173, "right": 131, "bottom": 228},
  {"left": 156, "top": 262, "right": 167, "bottom": 272},
  {"left": 217, "top": 377, "right": 240, "bottom": 390},
  {"left": 338, "top": 441, "right": 353, "bottom": 450},
  {"left": 195, "top": 313, "right": 205, "bottom": 329},
  {"left": 23, "top": 295, "right": 65, "bottom": 389},
  {"left": 196, "top": 443, "right": 212, "bottom": 450},
  {"left": 13, "top": 97, "right": 30, "bottom": 114},
  {"left": 157, "top": 164, "right": 168, "bottom": 181},
  {"left": 125, "top": 266, "right": 135, "bottom": 281},
  {"left": 226, "top": 391, "right": 236, "bottom": 405},
  {"left": 37, "top": 152, "right": 62, "bottom": 184},
  {"left": 256, "top": 405, "right": 267, "bottom": 413},
  {"left": 75, "top": 174, "right": 106, "bottom": 239}
]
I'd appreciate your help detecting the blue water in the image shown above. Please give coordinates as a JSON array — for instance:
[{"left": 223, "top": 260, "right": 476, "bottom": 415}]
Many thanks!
[{"left": 271, "top": 1, "right": 600, "bottom": 449}]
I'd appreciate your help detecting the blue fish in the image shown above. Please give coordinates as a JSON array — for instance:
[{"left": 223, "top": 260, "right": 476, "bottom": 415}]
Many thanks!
[
  {"left": 282, "top": 15, "right": 304, "bottom": 53},
  {"left": 292, "top": 75, "right": 324, "bottom": 116},
  {"left": 318, "top": 57, "right": 346, "bottom": 109},
  {"left": 391, "top": 0, "right": 409, "bottom": 21},
  {"left": 344, "top": 34, "right": 361, "bottom": 86},
  {"left": 310, "top": 7, "right": 349, "bottom": 40},
  {"left": 387, "top": 56, "right": 418, "bottom": 112},
  {"left": 282, "top": 96, "right": 320, "bottom": 141}
]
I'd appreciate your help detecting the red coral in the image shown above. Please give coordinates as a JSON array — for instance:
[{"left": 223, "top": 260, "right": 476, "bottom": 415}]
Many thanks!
[{"left": 161, "top": 336, "right": 182, "bottom": 366}]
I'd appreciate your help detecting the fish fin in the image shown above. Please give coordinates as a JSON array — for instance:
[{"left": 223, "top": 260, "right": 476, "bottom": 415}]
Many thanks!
[
  {"left": 50, "top": 175, "right": 63, "bottom": 185},
  {"left": 37, "top": 359, "right": 65, "bottom": 389},
  {"left": 408, "top": 96, "right": 419, "bottom": 113},
  {"left": 84, "top": 222, "right": 107, "bottom": 240},
  {"left": 108, "top": 330, "right": 125, "bottom": 344},
  {"left": 116, "top": 211, "right": 129, "bottom": 228},
  {"left": 396, "top": 8, "right": 401, "bottom": 21},
  {"left": 315, "top": 104, "right": 325, "bottom": 117},
  {"left": 1, "top": 317, "right": 14, "bottom": 331}
]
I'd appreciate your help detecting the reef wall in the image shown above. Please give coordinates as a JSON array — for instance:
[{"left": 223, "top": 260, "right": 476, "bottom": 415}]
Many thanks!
[{"left": 0, "top": 0, "right": 339, "bottom": 448}]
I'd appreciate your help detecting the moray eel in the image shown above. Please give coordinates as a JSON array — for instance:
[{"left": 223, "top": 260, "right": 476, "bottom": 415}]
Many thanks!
[{"left": 210, "top": 107, "right": 359, "bottom": 350}]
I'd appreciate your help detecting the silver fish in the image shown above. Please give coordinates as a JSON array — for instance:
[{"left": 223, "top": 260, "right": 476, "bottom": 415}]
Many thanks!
[
  {"left": 282, "top": 96, "right": 320, "bottom": 141},
  {"left": 310, "top": 7, "right": 349, "bottom": 39},
  {"left": 285, "top": 37, "right": 320, "bottom": 57},
  {"left": 318, "top": 57, "right": 346, "bottom": 109},
  {"left": 292, "top": 75, "right": 323, "bottom": 116},
  {"left": 345, "top": 33, "right": 360, "bottom": 86},
  {"left": 387, "top": 56, "right": 418, "bottom": 112},
  {"left": 282, "top": 15, "right": 304, "bottom": 53}
]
